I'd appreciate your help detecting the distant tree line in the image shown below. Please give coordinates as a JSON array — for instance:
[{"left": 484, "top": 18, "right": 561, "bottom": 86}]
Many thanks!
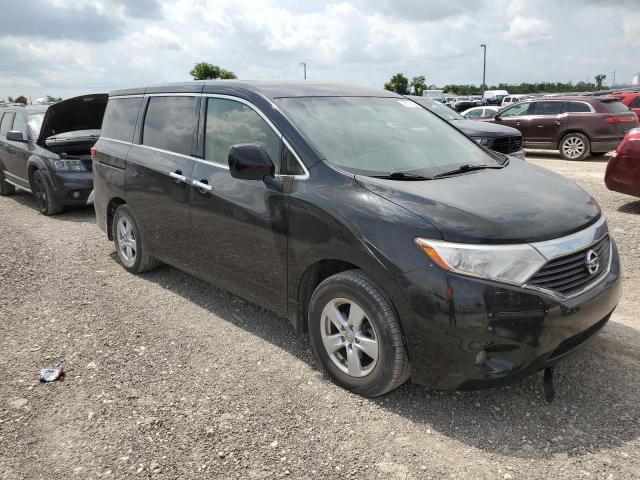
[{"left": 384, "top": 73, "right": 612, "bottom": 95}]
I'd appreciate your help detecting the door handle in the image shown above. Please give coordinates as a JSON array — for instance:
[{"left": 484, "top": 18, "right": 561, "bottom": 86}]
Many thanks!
[
  {"left": 169, "top": 170, "right": 187, "bottom": 183},
  {"left": 192, "top": 179, "right": 212, "bottom": 192},
  {"left": 555, "top": 121, "right": 563, "bottom": 125}
]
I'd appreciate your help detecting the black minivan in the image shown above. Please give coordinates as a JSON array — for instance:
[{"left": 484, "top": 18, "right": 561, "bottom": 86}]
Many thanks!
[{"left": 93, "top": 81, "right": 620, "bottom": 397}]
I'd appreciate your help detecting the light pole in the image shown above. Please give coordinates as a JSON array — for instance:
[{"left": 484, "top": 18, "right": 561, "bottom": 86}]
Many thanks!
[
  {"left": 480, "top": 44, "right": 487, "bottom": 96},
  {"left": 300, "top": 62, "right": 307, "bottom": 80},
  {"left": 611, "top": 70, "right": 616, "bottom": 88}
]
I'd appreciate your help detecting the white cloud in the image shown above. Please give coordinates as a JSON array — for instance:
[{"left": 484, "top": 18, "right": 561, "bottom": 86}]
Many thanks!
[{"left": 0, "top": 0, "right": 637, "bottom": 100}]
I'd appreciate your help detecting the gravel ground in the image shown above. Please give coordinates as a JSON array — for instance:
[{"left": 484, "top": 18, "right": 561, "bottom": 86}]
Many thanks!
[{"left": 1, "top": 153, "right": 639, "bottom": 480}]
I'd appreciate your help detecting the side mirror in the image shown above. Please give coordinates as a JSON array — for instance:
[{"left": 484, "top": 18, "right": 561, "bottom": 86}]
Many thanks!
[
  {"left": 493, "top": 113, "right": 502, "bottom": 121},
  {"left": 6, "top": 130, "right": 26, "bottom": 142},
  {"left": 228, "top": 143, "right": 275, "bottom": 181}
]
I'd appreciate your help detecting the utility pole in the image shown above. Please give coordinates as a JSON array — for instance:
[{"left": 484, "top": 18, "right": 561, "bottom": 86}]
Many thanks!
[
  {"left": 611, "top": 70, "right": 616, "bottom": 88},
  {"left": 300, "top": 62, "right": 307, "bottom": 80},
  {"left": 480, "top": 44, "right": 487, "bottom": 96}
]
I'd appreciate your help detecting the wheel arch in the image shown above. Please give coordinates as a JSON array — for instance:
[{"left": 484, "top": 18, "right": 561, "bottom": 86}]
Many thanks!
[
  {"left": 106, "top": 197, "right": 127, "bottom": 241},
  {"left": 26, "top": 155, "right": 50, "bottom": 189}
]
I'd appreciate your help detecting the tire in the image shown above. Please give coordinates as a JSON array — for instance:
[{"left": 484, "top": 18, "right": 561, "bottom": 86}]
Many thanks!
[
  {"left": 308, "top": 270, "right": 410, "bottom": 397},
  {"left": 31, "top": 170, "right": 63, "bottom": 215},
  {"left": 0, "top": 171, "right": 15, "bottom": 196},
  {"left": 112, "top": 205, "right": 160, "bottom": 273},
  {"left": 559, "top": 132, "right": 590, "bottom": 161}
]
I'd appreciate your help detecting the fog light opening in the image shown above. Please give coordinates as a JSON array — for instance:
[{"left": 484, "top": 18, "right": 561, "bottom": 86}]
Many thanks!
[
  {"left": 72, "top": 191, "right": 81, "bottom": 199},
  {"left": 475, "top": 350, "right": 487, "bottom": 366}
]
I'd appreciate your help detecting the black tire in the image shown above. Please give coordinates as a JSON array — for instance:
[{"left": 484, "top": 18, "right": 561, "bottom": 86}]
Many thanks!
[
  {"left": 0, "top": 171, "right": 15, "bottom": 196},
  {"left": 559, "top": 132, "right": 590, "bottom": 161},
  {"left": 31, "top": 169, "right": 63, "bottom": 215},
  {"left": 308, "top": 270, "right": 410, "bottom": 397},
  {"left": 112, "top": 205, "right": 160, "bottom": 273}
]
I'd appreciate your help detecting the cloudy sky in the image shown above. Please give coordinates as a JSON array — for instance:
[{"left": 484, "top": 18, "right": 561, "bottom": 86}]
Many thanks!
[{"left": 1, "top": 0, "right": 638, "bottom": 100}]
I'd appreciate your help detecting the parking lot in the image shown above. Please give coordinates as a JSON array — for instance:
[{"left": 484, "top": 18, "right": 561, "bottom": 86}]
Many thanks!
[{"left": 1, "top": 153, "right": 639, "bottom": 479}]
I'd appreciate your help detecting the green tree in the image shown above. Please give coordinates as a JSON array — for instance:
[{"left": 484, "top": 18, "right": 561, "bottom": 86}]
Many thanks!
[
  {"left": 45, "top": 95, "right": 62, "bottom": 103},
  {"left": 7, "top": 96, "right": 14, "bottom": 103},
  {"left": 594, "top": 74, "right": 607, "bottom": 90},
  {"left": 383, "top": 73, "right": 409, "bottom": 95},
  {"left": 189, "top": 62, "right": 237, "bottom": 80},
  {"left": 410, "top": 75, "right": 427, "bottom": 96}
]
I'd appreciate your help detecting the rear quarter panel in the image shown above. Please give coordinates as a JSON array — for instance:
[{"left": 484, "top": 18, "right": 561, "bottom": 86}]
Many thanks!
[{"left": 93, "top": 138, "right": 130, "bottom": 234}]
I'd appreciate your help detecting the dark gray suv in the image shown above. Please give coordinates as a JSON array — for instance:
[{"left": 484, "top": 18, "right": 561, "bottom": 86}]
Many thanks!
[{"left": 0, "top": 94, "right": 107, "bottom": 214}]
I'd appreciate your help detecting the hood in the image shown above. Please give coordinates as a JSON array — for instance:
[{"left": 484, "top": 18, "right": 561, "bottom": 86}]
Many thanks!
[
  {"left": 38, "top": 93, "right": 108, "bottom": 144},
  {"left": 452, "top": 119, "right": 521, "bottom": 138},
  {"left": 356, "top": 160, "right": 600, "bottom": 244}
]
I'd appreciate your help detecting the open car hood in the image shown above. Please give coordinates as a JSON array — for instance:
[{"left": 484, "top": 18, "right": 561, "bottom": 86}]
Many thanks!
[{"left": 38, "top": 93, "right": 108, "bottom": 144}]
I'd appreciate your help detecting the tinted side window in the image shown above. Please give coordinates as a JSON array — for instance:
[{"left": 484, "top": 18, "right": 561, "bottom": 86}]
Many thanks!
[
  {"left": 12, "top": 113, "right": 28, "bottom": 136},
  {"left": 531, "top": 101, "right": 564, "bottom": 115},
  {"left": 283, "top": 148, "right": 305, "bottom": 175},
  {"left": 0, "top": 112, "right": 15, "bottom": 135},
  {"left": 101, "top": 97, "right": 143, "bottom": 142},
  {"left": 500, "top": 103, "right": 530, "bottom": 117},
  {"left": 566, "top": 102, "right": 591, "bottom": 113},
  {"left": 142, "top": 96, "right": 197, "bottom": 156},
  {"left": 629, "top": 97, "right": 640, "bottom": 108},
  {"left": 204, "top": 98, "right": 280, "bottom": 170},
  {"left": 466, "top": 109, "right": 482, "bottom": 119},
  {"left": 601, "top": 99, "right": 631, "bottom": 113}
]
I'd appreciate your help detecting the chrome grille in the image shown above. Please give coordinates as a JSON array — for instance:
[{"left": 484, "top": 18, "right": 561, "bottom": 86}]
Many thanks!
[
  {"left": 527, "top": 235, "right": 610, "bottom": 296},
  {"left": 491, "top": 136, "right": 523, "bottom": 154}
]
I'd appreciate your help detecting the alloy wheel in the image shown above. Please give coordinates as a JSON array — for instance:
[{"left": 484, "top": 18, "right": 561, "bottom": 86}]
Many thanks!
[
  {"left": 116, "top": 217, "right": 137, "bottom": 266},
  {"left": 320, "top": 298, "right": 379, "bottom": 377},
  {"left": 562, "top": 137, "right": 586, "bottom": 159}
]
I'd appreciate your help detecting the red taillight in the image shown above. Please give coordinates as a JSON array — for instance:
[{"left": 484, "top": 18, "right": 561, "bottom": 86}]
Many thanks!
[
  {"left": 90, "top": 145, "right": 97, "bottom": 161},
  {"left": 606, "top": 115, "right": 637, "bottom": 123}
]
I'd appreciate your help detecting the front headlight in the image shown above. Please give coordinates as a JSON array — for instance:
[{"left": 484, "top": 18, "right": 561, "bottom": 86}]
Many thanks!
[
  {"left": 472, "top": 137, "right": 494, "bottom": 147},
  {"left": 52, "top": 159, "right": 86, "bottom": 171},
  {"left": 415, "top": 238, "right": 547, "bottom": 285}
]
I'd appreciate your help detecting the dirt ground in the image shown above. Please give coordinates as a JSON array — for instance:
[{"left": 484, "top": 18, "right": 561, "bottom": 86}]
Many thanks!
[{"left": 1, "top": 152, "right": 639, "bottom": 479}]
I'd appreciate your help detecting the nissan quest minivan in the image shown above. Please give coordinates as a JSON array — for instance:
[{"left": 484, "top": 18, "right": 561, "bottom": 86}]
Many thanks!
[{"left": 93, "top": 81, "right": 621, "bottom": 397}]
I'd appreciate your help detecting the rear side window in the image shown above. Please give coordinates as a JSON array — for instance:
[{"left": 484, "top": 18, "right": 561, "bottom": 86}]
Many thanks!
[
  {"left": 142, "top": 96, "right": 197, "bottom": 156},
  {"left": 566, "top": 102, "right": 591, "bottom": 113},
  {"left": 12, "top": 113, "right": 28, "bottom": 136},
  {"left": 0, "top": 112, "right": 15, "bottom": 135},
  {"left": 204, "top": 97, "right": 280, "bottom": 170},
  {"left": 531, "top": 101, "right": 564, "bottom": 115},
  {"left": 466, "top": 109, "right": 482, "bottom": 119},
  {"left": 629, "top": 97, "right": 640, "bottom": 108},
  {"left": 601, "top": 99, "right": 631, "bottom": 113},
  {"left": 101, "top": 97, "right": 143, "bottom": 142}
]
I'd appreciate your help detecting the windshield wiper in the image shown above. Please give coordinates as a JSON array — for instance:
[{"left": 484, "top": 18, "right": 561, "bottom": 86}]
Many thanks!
[
  {"left": 372, "top": 171, "right": 430, "bottom": 180},
  {"left": 431, "top": 163, "right": 503, "bottom": 179}
]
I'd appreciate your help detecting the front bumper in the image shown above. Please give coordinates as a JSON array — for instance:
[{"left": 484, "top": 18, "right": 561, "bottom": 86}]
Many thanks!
[
  {"left": 41, "top": 169, "right": 94, "bottom": 206},
  {"left": 509, "top": 148, "right": 526, "bottom": 159},
  {"left": 393, "top": 240, "right": 621, "bottom": 390}
]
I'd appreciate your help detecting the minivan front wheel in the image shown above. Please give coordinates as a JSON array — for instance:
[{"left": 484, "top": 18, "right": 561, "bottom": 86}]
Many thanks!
[
  {"left": 112, "top": 205, "right": 160, "bottom": 273},
  {"left": 308, "top": 270, "right": 410, "bottom": 397},
  {"left": 559, "top": 133, "right": 590, "bottom": 161}
]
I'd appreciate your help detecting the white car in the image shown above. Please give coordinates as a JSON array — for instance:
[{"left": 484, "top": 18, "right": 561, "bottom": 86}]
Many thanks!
[
  {"left": 460, "top": 106, "right": 500, "bottom": 120},
  {"left": 501, "top": 95, "right": 526, "bottom": 107}
]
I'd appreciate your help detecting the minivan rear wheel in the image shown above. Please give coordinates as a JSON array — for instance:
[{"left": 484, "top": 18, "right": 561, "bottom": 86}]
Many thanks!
[
  {"left": 112, "top": 205, "right": 160, "bottom": 273},
  {"left": 559, "top": 133, "right": 590, "bottom": 161},
  {"left": 308, "top": 270, "right": 410, "bottom": 397}
]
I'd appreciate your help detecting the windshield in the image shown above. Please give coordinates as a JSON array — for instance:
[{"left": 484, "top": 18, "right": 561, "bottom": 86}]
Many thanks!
[
  {"left": 276, "top": 96, "right": 500, "bottom": 176},
  {"left": 410, "top": 97, "right": 464, "bottom": 121},
  {"left": 28, "top": 113, "right": 45, "bottom": 137}
]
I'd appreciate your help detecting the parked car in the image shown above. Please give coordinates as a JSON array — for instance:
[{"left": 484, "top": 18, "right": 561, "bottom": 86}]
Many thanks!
[
  {"left": 0, "top": 94, "right": 107, "bottom": 214},
  {"left": 483, "top": 89, "right": 509, "bottom": 105},
  {"left": 443, "top": 96, "right": 456, "bottom": 108},
  {"left": 452, "top": 96, "right": 477, "bottom": 112},
  {"left": 461, "top": 106, "right": 500, "bottom": 119},
  {"left": 485, "top": 96, "right": 639, "bottom": 160},
  {"left": 611, "top": 91, "right": 640, "bottom": 118},
  {"left": 408, "top": 96, "right": 524, "bottom": 158},
  {"left": 469, "top": 95, "right": 483, "bottom": 106},
  {"left": 93, "top": 81, "right": 620, "bottom": 397},
  {"left": 605, "top": 128, "right": 640, "bottom": 197},
  {"left": 501, "top": 95, "right": 525, "bottom": 107}
]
